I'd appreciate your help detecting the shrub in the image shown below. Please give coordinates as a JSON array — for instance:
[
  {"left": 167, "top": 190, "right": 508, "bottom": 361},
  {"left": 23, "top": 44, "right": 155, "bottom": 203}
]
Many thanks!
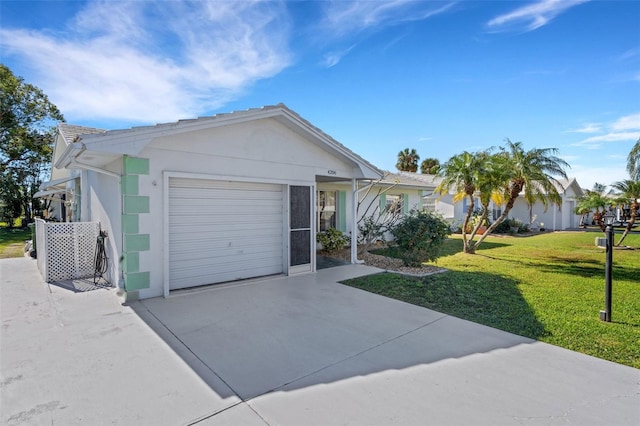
[
  {"left": 390, "top": 210, "right": 451, "bottom": 266},
  {"left": 357, "top": 216, "right": 386, "bottom": 252},
  {"left": 494, "top": 219, "right": 512, "bottom": 234},
  {"left": 316, "top": 228, "right": 349, "bottom": 253}
]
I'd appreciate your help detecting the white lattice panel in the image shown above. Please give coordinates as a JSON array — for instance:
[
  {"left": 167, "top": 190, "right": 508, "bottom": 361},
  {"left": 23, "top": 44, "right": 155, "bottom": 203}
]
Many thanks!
[{"left": 36, "top": 221, "right": 100, "bottom": 282}]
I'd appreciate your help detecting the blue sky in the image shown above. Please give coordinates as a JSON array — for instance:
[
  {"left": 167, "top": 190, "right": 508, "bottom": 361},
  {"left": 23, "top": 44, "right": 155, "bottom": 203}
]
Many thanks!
[{"left": 1, "top": 0, "right": 639, "bottom": 189}]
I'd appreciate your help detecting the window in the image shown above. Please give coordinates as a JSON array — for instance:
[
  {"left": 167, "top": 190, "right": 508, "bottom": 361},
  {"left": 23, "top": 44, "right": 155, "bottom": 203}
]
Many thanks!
[
  {"left": 423, "top": 196, "right": 436, "bottom": 212},
  {"left": 492, "top": 207, "right": 502, "bottom": 221},
  {"left": 317, "top": 190, "right": 337, "bottom": 231},
  {"left": 385, "top": 194, "right": 404, "bottom": 216}
]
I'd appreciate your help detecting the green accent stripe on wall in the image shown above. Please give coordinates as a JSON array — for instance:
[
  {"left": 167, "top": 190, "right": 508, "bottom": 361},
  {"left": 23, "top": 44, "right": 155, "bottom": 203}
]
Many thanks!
[
  {"left": 121, "top": 175, "right": 139, "bottom": 196},
  {"left": 379, "top": 194, "right": 386, "bottom": 214},
  {"left": 122, "top": 214, "right": 139, "bottom": 234},
  {"left": 338, "top": 191, "right": 347, "bottom": 232},
  {"left": 123, "top": 195, "right": 150, "bottom": 214},
  {"left": 125, "top": 272, "right": 150, "bottom": 290},
  {"left": 123, "top": 252, "right": 140, "bottom": 273},
  {"left": 403, "top": 193, "right": 410, "bottom": 214},
  {"left": 123, "top": 156, "right": 150, "bottom": 175},
  {"left": 124, "top": 234, "right": 150, "bottom": 252}
]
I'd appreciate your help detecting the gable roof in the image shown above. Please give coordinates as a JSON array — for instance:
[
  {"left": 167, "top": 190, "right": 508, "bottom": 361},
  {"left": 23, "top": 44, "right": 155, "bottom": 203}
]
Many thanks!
[
  {"left": 380, "top": 171, "right": 442, "bottom": 189},
  {"left": 58, "top": 123, "right": 106, "bottom": 144},
  {"left": 55, "top": 104, "right": 382, "bottom": 179}
]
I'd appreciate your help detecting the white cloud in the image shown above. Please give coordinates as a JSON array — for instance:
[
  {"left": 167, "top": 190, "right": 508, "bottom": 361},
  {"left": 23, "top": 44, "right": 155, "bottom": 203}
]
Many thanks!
[
  {"left": 487, "top": 0, "right": 589, "bottom": 33},
  {"left": 565, "top": 123, "right": 602, "bottom": 134},
  {"left": 569, "top": 164, "right": 629, "bottom": 190},
  {"left": 573, "top": 131, "right": 640, "bottom": 148},
  {"left": 0, "top": 0, "right": 291, "bottom": 124},
  {"left": 568, "top": 113, "right": 640, "bottom": 149},
  {"left": 322, "top": 45, "right": 356, "bottom": 68},
  {"left": 611, "top": 113, "right": 640, "bottom": 131},
  {"left": 319, "top": 1, "right": 455, "bottom": 39}
]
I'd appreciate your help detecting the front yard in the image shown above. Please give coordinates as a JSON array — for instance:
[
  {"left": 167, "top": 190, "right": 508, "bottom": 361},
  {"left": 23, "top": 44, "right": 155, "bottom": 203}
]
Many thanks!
[
  {"left": 0, "top": 225, "right": 31, "bottom": 259},
  {"left": 343, "top": 232, "right": 640, "bottom": 368}
]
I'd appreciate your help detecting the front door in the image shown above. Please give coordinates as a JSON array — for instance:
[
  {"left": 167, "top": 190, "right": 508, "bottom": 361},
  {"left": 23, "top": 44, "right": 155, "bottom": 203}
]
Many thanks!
[{"left": 289, "top": 185, "right": 312, "bottom": 273}]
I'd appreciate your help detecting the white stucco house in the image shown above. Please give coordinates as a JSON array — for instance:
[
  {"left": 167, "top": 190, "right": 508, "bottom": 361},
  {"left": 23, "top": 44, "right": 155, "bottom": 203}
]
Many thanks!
[
  {"left": 383, "top": 171, "right": 585, "bottom": 232},
  {"left": 40, "top": 104, "right": 389, "bottom": 300},
  {"left": 38, "top": 104, "right": 585, "bottom": 300}
]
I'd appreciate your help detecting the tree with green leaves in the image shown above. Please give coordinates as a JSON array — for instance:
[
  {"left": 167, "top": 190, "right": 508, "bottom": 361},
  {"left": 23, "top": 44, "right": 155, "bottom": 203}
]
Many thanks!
[
  {"left": 610, "top": 179, "right": 640, "bottom": 246},
  {"left": 574, "top": 183, "right": 612, "bottom": 231},
  {"left": 1, "top": 64, "right": 64, "bottom": 226},
  {"left": 396, "top": 148, "right": 419, "bottom": 172},
  {"left": 628, "top": 137, "right": 640, "bottom": 181},
  {"left": 436, "top": 150, "right": 497, "bottom": 253},
  {"left": 420, "top": 157, "right": 440, "bottom": 174},
  {"left": 472, "top": 140, "right": 569, "bottom": 251}
]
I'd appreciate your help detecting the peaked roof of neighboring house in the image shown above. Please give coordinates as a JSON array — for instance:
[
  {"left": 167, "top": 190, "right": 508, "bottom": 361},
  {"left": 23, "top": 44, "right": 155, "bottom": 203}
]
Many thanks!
[
  {"left": 380, "top": 171, "right": 442, "bottom": 189},
  {"left": 58, "top": 123, "right": 106, "bottom": 144},
  {"left": 385, "top": 171, "right": 584, "bottom": 199},
  {"left": 55, "top": 104, "right": 382, "bottom": 179}
]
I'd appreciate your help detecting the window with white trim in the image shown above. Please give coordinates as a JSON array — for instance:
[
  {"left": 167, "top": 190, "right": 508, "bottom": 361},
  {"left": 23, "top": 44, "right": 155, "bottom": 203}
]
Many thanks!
[
  {"left": 317, "top": 190, "right": 337, "bottom": 231},
  {"left": 385, "top": 194, "right": 404, "bottom": 216}
]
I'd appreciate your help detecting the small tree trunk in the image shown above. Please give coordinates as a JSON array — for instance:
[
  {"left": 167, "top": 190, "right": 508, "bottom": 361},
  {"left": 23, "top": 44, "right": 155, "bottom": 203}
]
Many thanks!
[
  {"left": 615, "top": 201, "right": 638, "bottom": 246},
  {"left": 473, "top": 187, "right": 521, "bottom": 251},
  {"left": 461, "top": 195, "right": 475, "bottom": 253}
]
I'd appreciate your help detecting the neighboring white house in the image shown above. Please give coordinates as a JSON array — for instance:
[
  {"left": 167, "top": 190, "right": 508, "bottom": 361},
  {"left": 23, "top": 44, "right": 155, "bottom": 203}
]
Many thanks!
[
  {"left": 390, "top": 171, "right": 585, "bottom": 231},
  {"left": 38, "top": 104, "right": 585, "bottom": 300}
]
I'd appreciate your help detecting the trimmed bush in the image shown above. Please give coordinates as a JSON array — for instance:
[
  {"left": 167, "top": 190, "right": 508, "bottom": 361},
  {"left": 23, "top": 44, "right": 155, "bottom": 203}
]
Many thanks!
[
  {"left": 316, "top": 228, "right": 349, "bottom": 253},
  {"left": 390, "top": 210, "right": 451, "bottom": 266}
]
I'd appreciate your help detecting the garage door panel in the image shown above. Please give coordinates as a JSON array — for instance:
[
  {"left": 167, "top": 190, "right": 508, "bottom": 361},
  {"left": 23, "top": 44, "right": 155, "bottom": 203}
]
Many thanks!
[
  {"left": 169, "top": 233, "right": 282, "bottom": 248},
  {"left": 168, "top": 213, "right": 282, "bottom": 227},
  {"left": 169, "top": 197, "right": 282, "bottom": 212},
  {"left": 170, "top": 241, "right": 283, "bottom": 262},
  {"left": 170, "top": 216, "right": 282, "bottom": 235},
  {"left": 168, "top": 178, "right": 284, "bottom": 290},
  {"left": 170, "top": 257, "right": 283, "bottom": 288}
]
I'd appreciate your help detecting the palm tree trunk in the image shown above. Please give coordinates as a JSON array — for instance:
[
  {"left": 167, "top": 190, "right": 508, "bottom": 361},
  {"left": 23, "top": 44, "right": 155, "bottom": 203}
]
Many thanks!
[
  {"left": 473, "top": 186, "right": 521, "bottom": 250},
  {"left": 461, "top": 195, "right": 475, "bottom": 253},
  {"left": 615, "top": 201, "right": 638, "bottom": 246}
]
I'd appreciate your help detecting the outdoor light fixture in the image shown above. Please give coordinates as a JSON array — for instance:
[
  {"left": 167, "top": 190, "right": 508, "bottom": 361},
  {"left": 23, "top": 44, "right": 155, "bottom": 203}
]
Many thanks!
[{"left": 599, "top": 211, "right": 615, "bottom": 322}]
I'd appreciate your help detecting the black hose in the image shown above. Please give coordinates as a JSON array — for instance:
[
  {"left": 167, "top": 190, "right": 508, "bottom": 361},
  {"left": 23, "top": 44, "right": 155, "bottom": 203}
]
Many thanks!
[{"left": 94, "top": 230, "right": 109, "bottom": 286}]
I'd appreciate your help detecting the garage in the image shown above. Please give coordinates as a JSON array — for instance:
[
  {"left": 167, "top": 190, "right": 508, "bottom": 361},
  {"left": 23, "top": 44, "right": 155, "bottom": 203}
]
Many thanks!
[{"left": 168, "top": 177, "right": 284, "bottom": 290}]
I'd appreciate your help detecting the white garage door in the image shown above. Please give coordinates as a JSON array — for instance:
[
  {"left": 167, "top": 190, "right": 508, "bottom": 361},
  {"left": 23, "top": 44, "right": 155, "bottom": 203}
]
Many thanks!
[{"left": 168, "top": 178, "right": 284, "bottom": 290}]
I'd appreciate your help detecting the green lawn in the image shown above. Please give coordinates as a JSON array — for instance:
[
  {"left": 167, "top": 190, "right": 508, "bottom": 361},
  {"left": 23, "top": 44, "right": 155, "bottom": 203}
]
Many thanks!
[
  {"left": 343, "top": 232, "right": 640, "bottom": 368},
  {"left": 0, "top": 224, "right": 32, "bottom": 258}
]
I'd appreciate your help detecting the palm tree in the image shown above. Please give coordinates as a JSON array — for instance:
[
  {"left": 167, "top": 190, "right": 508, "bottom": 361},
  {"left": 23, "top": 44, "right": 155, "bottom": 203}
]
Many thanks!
[
  {"left": 574, "top": 183, "right": 612, "bottom": 231},
  {"left": 610, "top": 179, "right": 640, "bottom": 246},
  {"left": 628, "top": 137, "right": 640, "bottom": 181},
  {"left": 396, "top": 148, "right": 420, "bottom": 172},
  {"left": 473, "top": 140, "right": 569, "bottom": 250},
  {"left": 420, "top": 157, "right": 440, "bottom": 174},
  {"left": 437, "top": 150, "right": 494, "bottom": 253}
]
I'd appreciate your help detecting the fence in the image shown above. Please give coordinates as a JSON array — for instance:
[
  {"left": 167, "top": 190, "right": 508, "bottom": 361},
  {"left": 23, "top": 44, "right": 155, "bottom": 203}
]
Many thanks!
[{"left": 35, "top": 219, "right": 100, "bottom": 282}]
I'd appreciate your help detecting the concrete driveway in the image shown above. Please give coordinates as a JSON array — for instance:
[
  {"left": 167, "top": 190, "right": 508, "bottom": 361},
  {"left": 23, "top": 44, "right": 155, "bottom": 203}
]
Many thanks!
[{"left": 1, "top": 257, "right": 639, "bottom": 425}]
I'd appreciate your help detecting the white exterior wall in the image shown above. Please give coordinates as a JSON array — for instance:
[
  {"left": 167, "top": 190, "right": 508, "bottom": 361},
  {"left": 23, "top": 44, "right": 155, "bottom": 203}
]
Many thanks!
[
  {"left": 83, "top": 159, "right": 123, "bottom": 287},
  {"left": 506, "top": 195, "right": 582, "bottom": 231},
  {"left": 136, "top": 118, "right": 360, "bottom": 298},
  {"left": 435, "top": 194, "right": 456, "bottom": 222}
]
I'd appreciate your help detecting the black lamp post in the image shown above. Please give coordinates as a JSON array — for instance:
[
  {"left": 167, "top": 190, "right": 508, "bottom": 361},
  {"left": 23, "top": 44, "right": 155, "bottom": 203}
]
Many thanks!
[{"left": 600, "top": 211, "right": 615, "bottom": 322}]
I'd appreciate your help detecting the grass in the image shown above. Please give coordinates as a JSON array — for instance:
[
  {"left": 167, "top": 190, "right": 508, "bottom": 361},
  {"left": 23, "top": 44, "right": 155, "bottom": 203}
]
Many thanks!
[
  {"left": 0, "top": 221, "right": 32, "bottom": 258},
  {"left": 343, "top": 231, "right": 640, "bottom": 368}
]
